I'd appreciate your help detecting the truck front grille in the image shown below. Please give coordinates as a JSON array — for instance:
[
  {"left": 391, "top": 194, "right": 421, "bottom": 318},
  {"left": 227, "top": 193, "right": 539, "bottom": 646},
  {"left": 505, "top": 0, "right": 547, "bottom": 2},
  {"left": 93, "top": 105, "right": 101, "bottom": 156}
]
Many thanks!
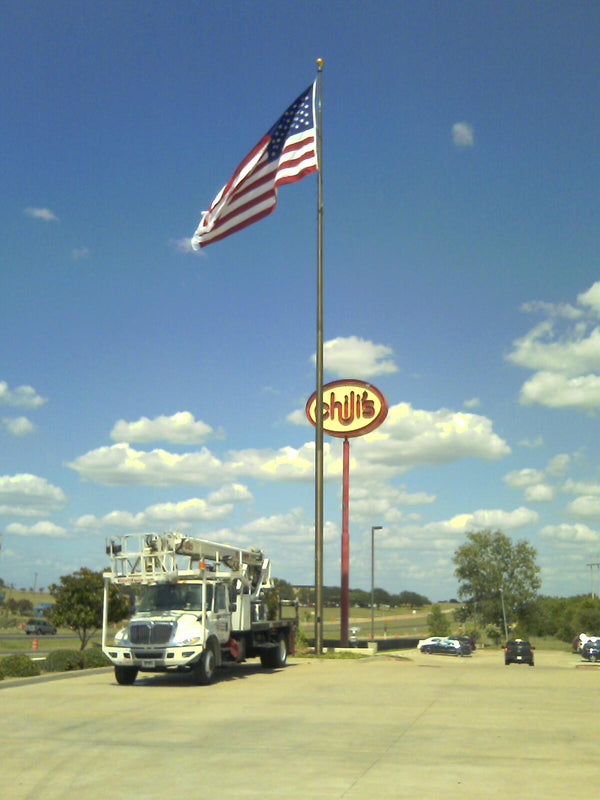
[{"left": 130, "top": 621, "right": 175, "bottom": 645}]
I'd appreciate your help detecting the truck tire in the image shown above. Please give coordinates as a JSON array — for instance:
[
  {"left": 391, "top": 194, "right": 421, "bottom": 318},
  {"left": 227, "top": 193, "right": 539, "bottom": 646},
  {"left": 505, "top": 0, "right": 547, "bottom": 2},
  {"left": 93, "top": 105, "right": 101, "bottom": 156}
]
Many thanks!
[
  {"left": 260, "top": 633, "right": 288, "bottom": 669},
  {"left": 115, "top": 666, "right": 138, "bottom": 685},
  {"left": 193, "top": 645, "right": 216, "bottom": 685}
]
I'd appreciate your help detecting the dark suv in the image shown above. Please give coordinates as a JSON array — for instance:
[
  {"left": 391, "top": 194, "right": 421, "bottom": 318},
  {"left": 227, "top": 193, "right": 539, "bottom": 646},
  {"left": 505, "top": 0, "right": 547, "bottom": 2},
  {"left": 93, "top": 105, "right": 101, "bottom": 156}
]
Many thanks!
[
  {"left": 581, "top": 640, "right": 600, "bottom": 663},
  {"left": 504, "top": 639, "right": 534, "bottom": 666},
  {"left": 24, "top": 618, "right": 57, "bottom": 635}
]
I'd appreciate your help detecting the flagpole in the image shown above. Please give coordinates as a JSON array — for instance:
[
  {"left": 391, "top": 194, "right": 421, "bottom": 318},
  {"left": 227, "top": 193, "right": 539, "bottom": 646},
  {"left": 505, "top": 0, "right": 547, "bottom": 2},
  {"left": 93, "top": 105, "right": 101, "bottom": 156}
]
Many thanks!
[{"left": 314, "top": 57, "right": 324, "bottom": 654}]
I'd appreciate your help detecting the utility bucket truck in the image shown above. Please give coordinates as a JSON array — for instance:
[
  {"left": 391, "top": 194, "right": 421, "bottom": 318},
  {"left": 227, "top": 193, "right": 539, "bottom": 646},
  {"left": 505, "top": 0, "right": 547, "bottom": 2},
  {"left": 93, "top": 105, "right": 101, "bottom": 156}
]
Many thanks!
[{"left": 102, "top": 532, "right": 295, "bottom": 685}]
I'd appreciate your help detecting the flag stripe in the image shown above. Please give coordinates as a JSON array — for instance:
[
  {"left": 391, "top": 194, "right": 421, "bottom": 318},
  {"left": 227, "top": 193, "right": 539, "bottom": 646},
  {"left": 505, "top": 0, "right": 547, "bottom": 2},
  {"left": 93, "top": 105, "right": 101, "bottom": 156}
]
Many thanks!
[{"left": 192, "top": 83, "right": 317, "bottom": 249}]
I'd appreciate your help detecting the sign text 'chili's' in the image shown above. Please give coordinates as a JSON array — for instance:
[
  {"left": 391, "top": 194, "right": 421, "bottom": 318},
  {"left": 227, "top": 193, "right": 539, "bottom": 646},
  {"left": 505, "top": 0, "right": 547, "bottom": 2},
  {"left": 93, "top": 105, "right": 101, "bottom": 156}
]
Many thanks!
[{"left": 305, "top": 379, "right": 388, "bottom": 438}]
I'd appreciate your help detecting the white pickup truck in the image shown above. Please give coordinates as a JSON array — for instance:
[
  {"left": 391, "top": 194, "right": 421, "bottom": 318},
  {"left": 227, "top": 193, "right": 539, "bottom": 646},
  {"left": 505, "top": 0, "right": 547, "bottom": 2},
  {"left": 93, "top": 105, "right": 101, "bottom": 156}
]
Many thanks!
[{"left": 102, "top": 532, "right": 295, "bottom": 685}]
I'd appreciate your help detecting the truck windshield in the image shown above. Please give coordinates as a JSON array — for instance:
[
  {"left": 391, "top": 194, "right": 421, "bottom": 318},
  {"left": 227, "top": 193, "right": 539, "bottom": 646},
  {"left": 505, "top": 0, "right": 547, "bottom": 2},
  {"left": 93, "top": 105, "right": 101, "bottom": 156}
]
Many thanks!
[{"left": 139, "top": 583, "right": 209, "bottom": 612}]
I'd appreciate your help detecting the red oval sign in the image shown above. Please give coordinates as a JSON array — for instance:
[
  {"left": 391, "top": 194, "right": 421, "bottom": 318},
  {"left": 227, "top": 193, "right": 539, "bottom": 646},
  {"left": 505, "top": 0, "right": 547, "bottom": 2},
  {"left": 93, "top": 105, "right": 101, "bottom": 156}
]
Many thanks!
[{"left": 305, "top": 379, "right": 388, "bottom": 438}]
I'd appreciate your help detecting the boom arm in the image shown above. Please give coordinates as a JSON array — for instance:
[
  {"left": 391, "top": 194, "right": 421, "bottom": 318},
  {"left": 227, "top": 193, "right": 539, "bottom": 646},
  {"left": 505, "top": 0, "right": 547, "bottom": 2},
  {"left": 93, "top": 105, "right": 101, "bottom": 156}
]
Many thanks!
[{"left": 104, "top": 532, "right": 271, "bottom": 596}]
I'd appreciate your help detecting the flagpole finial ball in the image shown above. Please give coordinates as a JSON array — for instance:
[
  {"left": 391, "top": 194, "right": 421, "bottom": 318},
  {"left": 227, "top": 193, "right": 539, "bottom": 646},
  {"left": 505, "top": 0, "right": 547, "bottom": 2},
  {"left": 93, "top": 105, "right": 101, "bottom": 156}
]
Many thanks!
[{"left": 316, "top": 58, "right": 323, "bottom": 68}]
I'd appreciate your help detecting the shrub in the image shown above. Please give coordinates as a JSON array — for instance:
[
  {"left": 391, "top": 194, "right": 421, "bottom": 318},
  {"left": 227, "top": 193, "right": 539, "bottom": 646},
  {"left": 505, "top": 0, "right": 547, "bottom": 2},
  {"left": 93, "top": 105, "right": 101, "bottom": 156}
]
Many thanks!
[
  {"left": 17, "top": 599, "right": 33, "bottom": 615},
  {"left": 82, "top": 648, "right": 111, "bottom": 668},
  {"left": 44, "top": 649, "right": 84, "bottom": 672},
  {"left": 295, "top": 622, "right": 308, "bottom": 648},
  {"left": 486, "top": 625, "right": 503, "bottom": 646},
  {"left": 0, "top": 653, "right": 41, "bottom": 678}
]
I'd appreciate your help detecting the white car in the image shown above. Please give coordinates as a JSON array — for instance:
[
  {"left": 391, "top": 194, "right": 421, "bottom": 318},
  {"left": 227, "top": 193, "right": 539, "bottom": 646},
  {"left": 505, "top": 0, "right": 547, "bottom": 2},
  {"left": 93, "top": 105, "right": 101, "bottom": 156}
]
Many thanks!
[{"left": 417, "top": 636, "right": 444, "bottom": 651}]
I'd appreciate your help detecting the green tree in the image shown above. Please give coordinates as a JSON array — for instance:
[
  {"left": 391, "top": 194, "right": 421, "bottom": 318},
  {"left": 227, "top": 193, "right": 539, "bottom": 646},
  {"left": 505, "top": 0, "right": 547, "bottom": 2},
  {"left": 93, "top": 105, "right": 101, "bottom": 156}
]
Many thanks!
[
  {"left": 397, "top": 590, "right": 430, "bottom": 607},
  {"left": 275, "top": 578, "right": 296, "bottom": 602},
  {"left": 453, "top": 530, "right": 541, "bottom": 633},
  {"left": 427, "top": 604, "right": 451, "bottom": 636},
  {"left": 49, "top": 567, "right": 129, "bottom": 650},
  {"left": 17, "top": 598, "right": 33, "bottom": 615}
]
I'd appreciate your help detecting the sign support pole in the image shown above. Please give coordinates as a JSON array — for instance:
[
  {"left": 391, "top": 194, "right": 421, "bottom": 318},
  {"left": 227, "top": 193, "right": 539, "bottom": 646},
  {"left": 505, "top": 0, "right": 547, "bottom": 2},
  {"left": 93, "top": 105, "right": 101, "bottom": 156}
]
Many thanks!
[{"left": 341, "top": 437, "right": 350, "bottom": 647}]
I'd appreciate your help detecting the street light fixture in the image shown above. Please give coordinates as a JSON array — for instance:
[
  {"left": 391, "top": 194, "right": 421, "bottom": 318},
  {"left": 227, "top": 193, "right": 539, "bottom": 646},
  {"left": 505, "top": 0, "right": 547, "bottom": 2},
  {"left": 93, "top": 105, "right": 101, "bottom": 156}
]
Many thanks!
[{"left": 371, "top": 525, "right": 383, "bottom": 640}]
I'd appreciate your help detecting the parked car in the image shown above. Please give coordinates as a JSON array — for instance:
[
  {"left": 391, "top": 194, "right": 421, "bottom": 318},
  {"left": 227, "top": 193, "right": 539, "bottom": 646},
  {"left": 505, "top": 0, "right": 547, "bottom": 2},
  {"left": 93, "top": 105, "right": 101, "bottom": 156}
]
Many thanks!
[
  {"left": 24, "top": 618, "right": 57, "bottom": 635},
  {"left": 420, "top": 637, "right": 471, "bottom": 656},
  {"left": 455, "top": 635, "right": 476, "bottom": 652},
  {"left": 504, "top": 639, "right": 534, "bottom": 666},
  {"left": 417, "top": 636, "right": 444, "bottom": 651},
  {"left": 580, "top": 640, "right": 600, "bottom": 663}
]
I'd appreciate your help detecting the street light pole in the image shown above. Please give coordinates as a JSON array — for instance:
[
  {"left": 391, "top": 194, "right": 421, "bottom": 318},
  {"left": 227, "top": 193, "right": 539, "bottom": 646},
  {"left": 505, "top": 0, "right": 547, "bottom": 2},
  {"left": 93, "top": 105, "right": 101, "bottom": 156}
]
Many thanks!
[
  {"left": 500, "top": 587, "right": 509, "bottom": 641},
  {"left": 371, "top": 526, "right": 383, "bottom": 640}
]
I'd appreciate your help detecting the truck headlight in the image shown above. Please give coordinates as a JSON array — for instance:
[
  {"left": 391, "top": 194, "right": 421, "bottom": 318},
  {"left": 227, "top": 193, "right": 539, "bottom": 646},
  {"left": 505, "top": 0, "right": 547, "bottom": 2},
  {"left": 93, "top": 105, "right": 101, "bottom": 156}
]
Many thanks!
[
  {"left": 173, "top": 633, "right": 203, "bottom": 646},
  {"left": 114, "top": 627, "right": 129, "bottom": 645}
]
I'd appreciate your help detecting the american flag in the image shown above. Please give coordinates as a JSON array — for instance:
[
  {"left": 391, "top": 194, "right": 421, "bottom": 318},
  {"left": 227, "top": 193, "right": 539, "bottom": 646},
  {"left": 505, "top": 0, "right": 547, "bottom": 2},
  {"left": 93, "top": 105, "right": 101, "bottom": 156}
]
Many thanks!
[{"left": 191, "top": 83, "right": 318, "bottom": 249}]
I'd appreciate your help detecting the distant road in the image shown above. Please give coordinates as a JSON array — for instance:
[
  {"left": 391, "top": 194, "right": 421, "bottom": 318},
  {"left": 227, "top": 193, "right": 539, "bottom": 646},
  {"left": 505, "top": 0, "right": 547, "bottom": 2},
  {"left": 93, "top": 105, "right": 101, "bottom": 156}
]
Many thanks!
[{"left": 0, "top": 633, "right": 77, "bottom": 641}]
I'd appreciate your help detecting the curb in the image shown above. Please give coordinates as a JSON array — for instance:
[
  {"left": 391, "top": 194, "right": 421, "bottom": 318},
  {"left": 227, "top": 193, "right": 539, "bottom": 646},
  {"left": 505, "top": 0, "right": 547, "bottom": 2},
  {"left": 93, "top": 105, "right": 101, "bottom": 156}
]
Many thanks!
[{"left": 0, "top": 666, "right": 112, "bottom": 690}]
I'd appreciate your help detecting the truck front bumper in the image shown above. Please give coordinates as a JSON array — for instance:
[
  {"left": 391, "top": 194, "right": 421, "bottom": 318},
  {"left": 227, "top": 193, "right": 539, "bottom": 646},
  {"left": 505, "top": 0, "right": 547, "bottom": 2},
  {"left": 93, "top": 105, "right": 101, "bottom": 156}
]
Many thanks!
[{"left": 103, "top": 645, "right": 203, "bottom": 670}]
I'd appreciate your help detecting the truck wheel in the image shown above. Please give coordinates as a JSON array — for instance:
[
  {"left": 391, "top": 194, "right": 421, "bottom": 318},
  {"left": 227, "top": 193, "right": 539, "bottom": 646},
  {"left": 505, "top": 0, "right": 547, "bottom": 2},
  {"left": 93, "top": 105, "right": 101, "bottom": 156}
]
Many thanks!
[
  {"left": 194, "top": 646, "right": 216, "bottom": 685},
  {"left": 115, "top": 666, "right": 138, "bottom": 685},
  {"left": 260, "top": 633, "right": 288, "bottom": 669}
]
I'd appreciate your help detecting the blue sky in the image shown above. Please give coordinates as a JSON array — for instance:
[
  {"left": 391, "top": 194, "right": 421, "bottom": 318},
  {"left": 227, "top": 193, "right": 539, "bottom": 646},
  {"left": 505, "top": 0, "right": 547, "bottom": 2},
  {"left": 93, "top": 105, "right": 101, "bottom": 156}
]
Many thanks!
[{"left": 2, "top": 1, "right": 600, "bottom": 600}]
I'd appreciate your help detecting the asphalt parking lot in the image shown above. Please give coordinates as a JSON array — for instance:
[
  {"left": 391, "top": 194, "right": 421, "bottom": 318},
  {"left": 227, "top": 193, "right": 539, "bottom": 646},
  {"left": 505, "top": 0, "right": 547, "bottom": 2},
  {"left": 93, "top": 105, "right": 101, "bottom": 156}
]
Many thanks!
[{"left": 1, "top": 648, "right": 598, "bottom": 799}]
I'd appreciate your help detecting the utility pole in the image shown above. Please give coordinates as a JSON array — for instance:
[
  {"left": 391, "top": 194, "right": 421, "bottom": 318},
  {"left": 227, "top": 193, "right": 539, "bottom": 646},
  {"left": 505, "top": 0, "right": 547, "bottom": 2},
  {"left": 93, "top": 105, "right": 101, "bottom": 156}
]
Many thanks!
[
  {"left": 370, "top": 526, "right": 382, "bottom": 640},
  {"left": 587, "top": 559, "right": 600, "bottom": 599}
]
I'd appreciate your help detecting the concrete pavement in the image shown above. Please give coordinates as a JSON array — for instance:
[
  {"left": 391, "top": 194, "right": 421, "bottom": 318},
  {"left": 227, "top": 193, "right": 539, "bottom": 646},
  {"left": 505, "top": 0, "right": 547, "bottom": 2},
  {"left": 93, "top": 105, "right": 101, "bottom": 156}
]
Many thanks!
[{"left": 1, "top": 648, "right": 598, "bottom": 799}]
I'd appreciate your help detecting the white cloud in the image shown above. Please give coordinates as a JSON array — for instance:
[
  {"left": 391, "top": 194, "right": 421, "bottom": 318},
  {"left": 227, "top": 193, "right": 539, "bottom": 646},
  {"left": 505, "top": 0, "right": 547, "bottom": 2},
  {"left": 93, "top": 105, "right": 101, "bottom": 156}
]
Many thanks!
[
  {"left": 239, "top": 507, "right": 338, "bottom": 545},
  {"left": 5, "top": 521, "right": 68, "bottom": 538},
  {"left": 504, "top": 468, "right": 545, "bottom": 488},
  {"left": 518, "top": 436, "right": 544, "bottom": 448},
  {"left": 519, "top": 371, "right": 600, "bottom": 409},
  {"left": 546, "top": 453, "right": 571, "bottom": 476},
  {"left": 0, "top": 474, "right": 67, "bottom": 517},
  {"left": 452, "top": 122, "right": 474, "bottom": 147},
  {"left": 0, "top": 381, "right": 47, "bottom": 408},
  {"left": 286, "top": 408, "right": 310, "bottom": 426},
  {"left": 563, "top": 479, "right": 600, "bottom": 496},
  {"left": 463, "top": 397, "right": 481, "bottom": 408},
  {"left": 520, "top": 300, "right": 583, "bottom": 320},
  {"left": 2, "top": 417, "right": 36, "bottom": 436},
  {"left": 577, "top": 282, "right": 600, "bottom": 315},
  {"left": 349, "top": 483, "right": 436, "bottom": 522},
  {"left": 67, "top": 440, "right": 337, "bottom": 486},
  {"left": 442, "top": 506, "right": 538, "bottom": 532},
  {"left": 75, "top": 485, "right": 252, "bottom": 532},
  {"left": 353, "top": 402, "right": 510, "bottom": 470},
  {"left": 69, "top": 401, "right": 510, "bottom": 487},
  {"left": 523, "top": 484, "right": 555, "bottom": 503},
  {"left": 110, "top": 412, "right": 214, "bottom": 445},
  {"left": 567, "top": 495, "right": 600, "bottom": 519},
  {"left": 540, "top": 523, "right": 599, "bottom": 543},
  {"left": 507, "top": 321, "right": 600, "bottom": 376},
  {"left": 206, "top": 483, "right": 253, "bottom": 504},
  {"left": 508, "top": 283, "right": 600, "bottom": 411},
  {"left": 67, "top": 443, "right": 229, "bottom": 486},
  {"left": 72, "top": 247, "right": 89, "bottom": 260},
  {"left": 23, "top": 207, "right": 59, "bottom": 222},
  {"left": 312, "top": 336, "right": 398, "bottom": 378},
  {"left": 394, "top": 506, "right": 538, "bottom": 545}
]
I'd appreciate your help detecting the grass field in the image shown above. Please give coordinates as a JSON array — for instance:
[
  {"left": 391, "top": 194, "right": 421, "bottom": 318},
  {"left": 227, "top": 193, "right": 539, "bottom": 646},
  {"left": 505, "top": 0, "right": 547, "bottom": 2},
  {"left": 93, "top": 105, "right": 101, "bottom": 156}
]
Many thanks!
[
  {"left": 294, "top": 602, "right": 456, "bottom": 640},
  {"left": 0, "top": 587, "right": 54, "bottom": 606}
]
